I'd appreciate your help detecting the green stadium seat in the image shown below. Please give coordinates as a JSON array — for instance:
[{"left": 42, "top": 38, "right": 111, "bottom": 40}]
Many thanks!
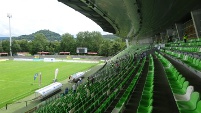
[
  {"left": 139, "top": 98, "right": 153, "bottom": 107},
  {"left": 137, "top": 106, "right": 153, "bottom": 113},
  {"left": 94, "top": 108, "right": 101, "bottom": 113},
  {"left": 167, "top": 72, "right": 181, "bottom": 81},
  {"left": 191, "top": 59, "right": 201, "bottom": 70},
  {"left": 84, "top": 106, "right": 91, "bottom": 113},
  {"left": 165, "top": 66, "right": 176, "bottom": 73},
  {"left": 180, "top": 101, "right": 201, "bottom": 113},
  {"left": 76, "top": 106, "right": 84, "bottom": 113},
  {"left": 170, "top": 77, "right": 186, "bottom": 89},
  {"left": 143, "top": 85, "right": 153, "bottom": 91},
  {"left": 174, "top": 86, "right": 194, "bottom": 101},
  {"left": 172, "top": 81, "right": 189, "bottom": 94},
  {"left": 177, "top": 92, "right": 200, "bottom": 111},
  {"left": 141, "top": 93, "right": 153, "bottom": 100}
]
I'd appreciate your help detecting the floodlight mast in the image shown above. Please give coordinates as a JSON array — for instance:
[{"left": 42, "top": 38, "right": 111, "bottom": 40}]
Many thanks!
[{"left": 7, "top": 13, "right": 12, "bottom": 56}]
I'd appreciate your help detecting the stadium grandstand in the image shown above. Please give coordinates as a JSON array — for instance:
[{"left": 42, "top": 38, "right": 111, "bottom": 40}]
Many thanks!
[{"left": 3, "top": 0, "right": 201, "bottom": 113}]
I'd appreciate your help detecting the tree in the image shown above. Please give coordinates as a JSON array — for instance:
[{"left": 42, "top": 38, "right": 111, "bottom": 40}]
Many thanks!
[
  {"left": 115, "top": 38, "right": 126, "bottom": 50},
  {"left": 111, "top": 41, "right": 121, "bottom": 55},
  {"left": 2, "top": 40, "right": 9, "bottom": 54},
  {"left": 14, "top": 29, "right": 61, "bottom": 41},
  {"left": 90, "top": 31, "right": 103, "bottom": 52},
  {"left": 45, "top": 41, "right": 60, "bottom": 54},
  {"left": 99, "top": 40, "right": 112, "bottom": 57},
  {"left": 12, "top": 40, "right": 21, "bottom": 55},
  {"left": 53, "top": 41, "right": 60, "bottom": 53},
  {"left": 98, "top": 37, "right": 126, "bottom": 56},
  {"left": 18, "top": 39, "right": 30, "bottom": 52},
  {"left": 76, "top": 31, "right": 89, "bottom": 48},
  {"left": 0, "top": 30, "right": 125, "bottom": 56},
  {"left": 0, "top": 41, "right": 3, "bottom": 52},
  {"left": 30, "top": 33, "right": 48, "bottom": 55},
  {"left": 60, "top": 33, "right": 75, "bottom": 54},
  {"left": 76, "top": 31, "right": 103, "bottom": 53}
]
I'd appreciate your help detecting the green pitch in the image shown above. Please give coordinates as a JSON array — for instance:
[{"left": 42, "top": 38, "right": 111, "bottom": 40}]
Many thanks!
[{"left": 0, "top": 60, "right": 97, "bottom": 108}]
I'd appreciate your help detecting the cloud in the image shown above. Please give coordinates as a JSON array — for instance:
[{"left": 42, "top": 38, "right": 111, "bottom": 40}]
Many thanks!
[{"left": 0, "top": 0, "right": 111, "bottom": 37}]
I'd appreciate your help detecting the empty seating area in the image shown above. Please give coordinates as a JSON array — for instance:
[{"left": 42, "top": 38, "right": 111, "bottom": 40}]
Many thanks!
[
  {"left": 156, "top": 52, "right": 201, "bottom": 112},
  {"left": 166, "top": 38, "right": 201, "bottom": 47},
  {"left": 163, "top": 50, "right": 201, "bottom": 72},
  {"left": 162, "top": 37, "right": 201, "bottom": 75}
]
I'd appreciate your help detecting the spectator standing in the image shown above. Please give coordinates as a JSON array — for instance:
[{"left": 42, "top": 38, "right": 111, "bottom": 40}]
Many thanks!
[
  {"left": 79, "top": 78, "right": 82, "bottom": 84},
  {"left": 183, "top": 34, "right": 188, "bottom": 43},
  {"left": 77, "top": 79, "right": 80, "bottom": 86},
  {"left": 91, "top": 77, "right": 95, "bottom": 84},
  {"left": 69, "top": 75, "right": 72, "bottom": 82},
  {"left": 64, "top": 87, "right": 68, "bottom": 95},
  {"left": 87, "top": 77, "right": 90, "bottom": 86},
  {"left": 72, "top": 84, "right": 76, "bottom": 94}
]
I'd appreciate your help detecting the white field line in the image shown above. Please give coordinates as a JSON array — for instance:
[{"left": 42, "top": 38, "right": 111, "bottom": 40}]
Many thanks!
[
  {"left": 13, "top": 58, "right": 99, "bottom": 63},
  {"left": 0, "top": 79, "right": 38, "bottom": 84},
  {"left": 60, "top": 60, "right": 99, "bottom": 63}
]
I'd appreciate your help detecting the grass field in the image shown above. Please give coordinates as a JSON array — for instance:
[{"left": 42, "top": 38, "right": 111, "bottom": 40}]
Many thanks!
[{"left": 0, "top": 60, "right": 98, "bottom": 108}]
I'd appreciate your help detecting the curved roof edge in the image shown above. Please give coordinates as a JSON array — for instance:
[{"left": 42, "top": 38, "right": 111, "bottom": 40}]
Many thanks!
[{"left": 58, "top": 0, "right": 118, "bottom": 34}]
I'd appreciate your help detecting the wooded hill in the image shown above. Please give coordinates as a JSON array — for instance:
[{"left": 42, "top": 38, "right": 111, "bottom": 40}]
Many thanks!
[
  {"left": 0, "top": 30, "right": 120, "bottom": 41},
  {"left": 12, "top": 30, "right": 61, "bottom": 41}
]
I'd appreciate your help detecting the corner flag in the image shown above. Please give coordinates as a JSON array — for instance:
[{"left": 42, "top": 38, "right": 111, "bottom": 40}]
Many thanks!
[{"left": 34, "top": 73, "right": 38, "bottom": 80}]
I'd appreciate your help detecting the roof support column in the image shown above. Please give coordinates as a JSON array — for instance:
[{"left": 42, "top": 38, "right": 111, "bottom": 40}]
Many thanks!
[
  {"left": 160, "top": 33, "right": 166, "bottom": 43},
  {"left": 175, "top": 23, "right": 184, "bottom": 41},
  {"left": 167, "top": 29, "right": 173, "bottom": 42},
  {"left": 191, "top": 9, "right": 201, "bottom": 38}
]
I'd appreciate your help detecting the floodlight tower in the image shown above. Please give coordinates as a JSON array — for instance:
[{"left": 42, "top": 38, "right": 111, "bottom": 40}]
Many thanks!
[{"left": 7, "top": 13, "right": 12, "bottom": 56}]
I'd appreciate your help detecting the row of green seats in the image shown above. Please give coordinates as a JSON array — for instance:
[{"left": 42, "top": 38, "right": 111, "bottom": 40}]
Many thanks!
[
  {"left": 79, "top": 56, "right": 142, "bottom": 113},
  {"left": 156, "top": 52, "right": 201, "bottom": 113},
  {"left": 165, "top": 38, "right": 201, "bottom": 47},
  {"left": 165, "top": 46, "right": 201, "bottom": 53},
  {"left": 71, "top": 61, "right": 134, "bottom": 113},
  {"left": 111, "top": 44, "right": 149, "bottom": 61},
  {"left": 177, "top": 42, "right": 201, "bottom": 47},
  {"left": 137, "top": 54, "right": 154, "bottom": 113},
  {"left": 94, "top": 59, "right": 145, "bottom": 113},
  {"left": 111, "top": 55, "right": 153, "bottom": 113},
  {"left": 111, "top": 58, "right": 147, "bottom": 113},
  {"left": 72, "top": 47, "right": 144, "bottom": 112},
  {"left": 78, "top": 61, "right": 137, "bottom": 113},
  {"left": 164, "top": 50, "right": 201, "bottom": 72}
]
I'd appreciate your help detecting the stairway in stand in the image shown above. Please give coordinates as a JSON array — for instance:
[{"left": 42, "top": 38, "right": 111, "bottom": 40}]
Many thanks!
[{"left": 152, "top": 54, "right": 179, "bottom": 113}]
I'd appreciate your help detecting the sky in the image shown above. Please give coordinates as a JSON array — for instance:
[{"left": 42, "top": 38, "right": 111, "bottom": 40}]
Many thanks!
[{"left": 0, "top": 0, "right": 111, "bottom": 37}]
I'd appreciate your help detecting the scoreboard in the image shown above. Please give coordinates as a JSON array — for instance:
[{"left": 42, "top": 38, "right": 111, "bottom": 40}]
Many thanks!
[{"left": 76, "top": 47, "right": 87, "bottom": 53}]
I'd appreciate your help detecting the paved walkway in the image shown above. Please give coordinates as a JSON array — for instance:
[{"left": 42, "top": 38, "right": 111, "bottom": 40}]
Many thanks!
[{"left": 0, "top": 63, "right": 104, "bottom": 113}]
